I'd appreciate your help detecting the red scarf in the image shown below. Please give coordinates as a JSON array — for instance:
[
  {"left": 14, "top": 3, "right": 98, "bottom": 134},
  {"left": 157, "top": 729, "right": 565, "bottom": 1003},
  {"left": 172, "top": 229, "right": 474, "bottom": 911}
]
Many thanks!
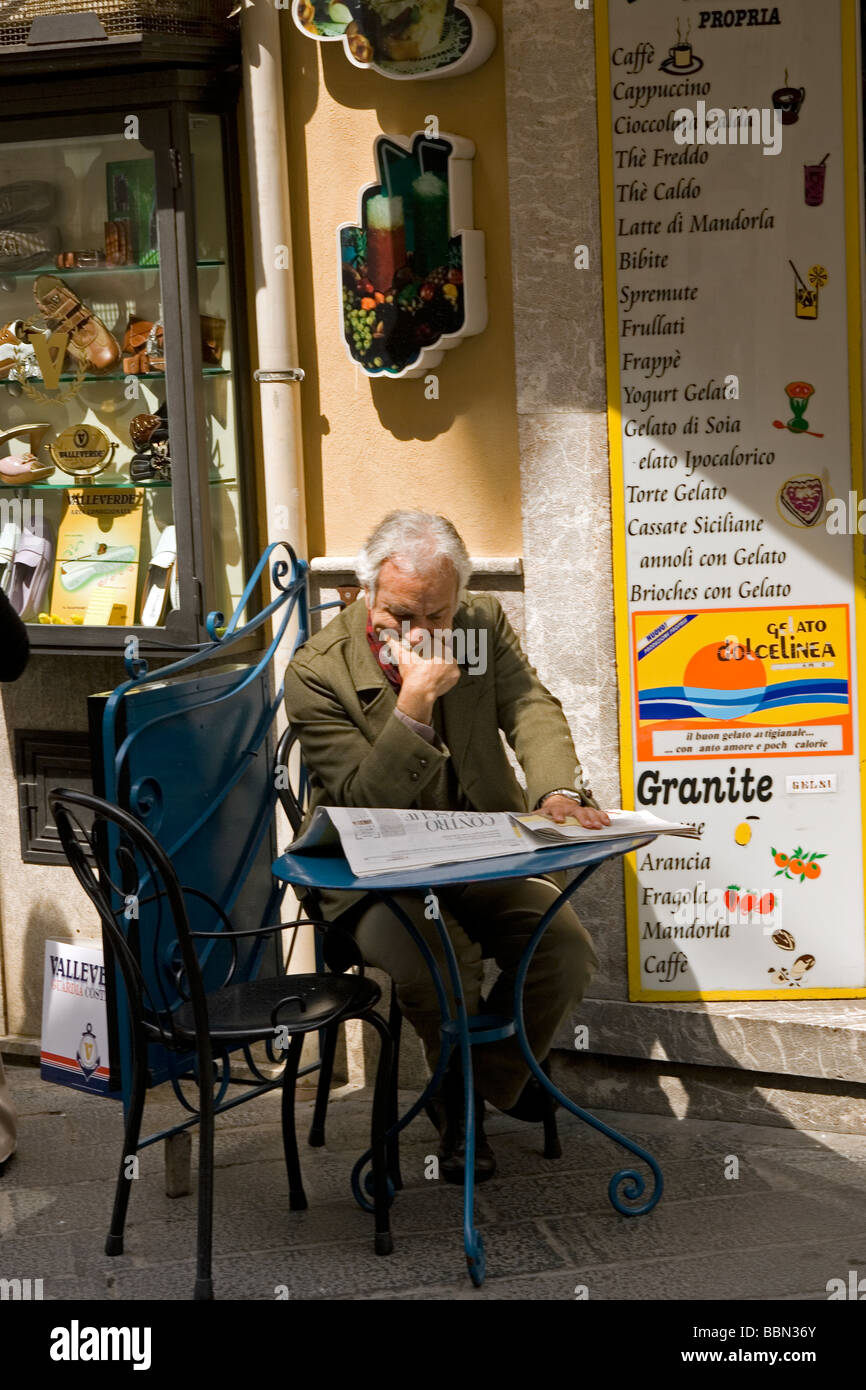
[{"left": 366, "top": 617, "right": 402, "bottom": 690}]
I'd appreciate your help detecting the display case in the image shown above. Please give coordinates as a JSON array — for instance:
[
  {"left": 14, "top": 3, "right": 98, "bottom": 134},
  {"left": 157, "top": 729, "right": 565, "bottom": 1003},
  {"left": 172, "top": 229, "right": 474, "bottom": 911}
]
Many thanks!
[{"left": 0, "top": 36, "right": 256, "bottom": 652}]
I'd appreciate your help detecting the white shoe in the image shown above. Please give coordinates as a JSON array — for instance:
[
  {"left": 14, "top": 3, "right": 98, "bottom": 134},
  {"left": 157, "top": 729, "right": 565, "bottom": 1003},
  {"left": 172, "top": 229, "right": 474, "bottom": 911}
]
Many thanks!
[
  {"left": 0, "top": 519, "right": 20, "bottom": 591},
  {"left": 139, "top": 525, "right": 176, "bottom": 627}
]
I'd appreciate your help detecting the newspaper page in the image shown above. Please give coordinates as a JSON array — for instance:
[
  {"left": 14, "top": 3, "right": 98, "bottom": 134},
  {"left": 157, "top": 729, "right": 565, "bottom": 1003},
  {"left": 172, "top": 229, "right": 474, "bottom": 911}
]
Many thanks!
[
  {"left": 515, "top": 809, "right": 701, "bottom": 845},
  {"left": 290, "top": 806, "right": 699, "bottom": 877},
  {"left": 324, "top": 807, "right": 530, "bottom": 876}
]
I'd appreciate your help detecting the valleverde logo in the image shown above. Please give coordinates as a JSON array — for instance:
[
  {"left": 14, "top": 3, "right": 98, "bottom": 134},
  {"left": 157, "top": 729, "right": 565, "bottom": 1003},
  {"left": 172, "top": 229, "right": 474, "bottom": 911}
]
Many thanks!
[{"left": 14, "top": 329, "right": 87, "bottom": 405}]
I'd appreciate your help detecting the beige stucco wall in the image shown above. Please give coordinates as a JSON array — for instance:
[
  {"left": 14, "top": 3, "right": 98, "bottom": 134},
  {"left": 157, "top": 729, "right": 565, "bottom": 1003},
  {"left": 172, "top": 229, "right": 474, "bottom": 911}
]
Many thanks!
[{"left": 280, "top": 5, "right": 523, "bottom": 559}]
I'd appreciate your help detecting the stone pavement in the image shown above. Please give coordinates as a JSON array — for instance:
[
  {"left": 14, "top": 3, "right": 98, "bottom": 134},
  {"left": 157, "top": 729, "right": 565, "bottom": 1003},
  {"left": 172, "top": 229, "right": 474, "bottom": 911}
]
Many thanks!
[{"left": 3, "top": 1056, "right": 866, "bottom": 1302}]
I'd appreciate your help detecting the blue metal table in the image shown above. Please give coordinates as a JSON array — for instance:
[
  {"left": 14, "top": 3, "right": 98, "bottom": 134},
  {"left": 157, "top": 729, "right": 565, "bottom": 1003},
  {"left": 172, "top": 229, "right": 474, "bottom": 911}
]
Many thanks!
[{"left": 272, "top": 832, "right": 663, "bottom": 1285}]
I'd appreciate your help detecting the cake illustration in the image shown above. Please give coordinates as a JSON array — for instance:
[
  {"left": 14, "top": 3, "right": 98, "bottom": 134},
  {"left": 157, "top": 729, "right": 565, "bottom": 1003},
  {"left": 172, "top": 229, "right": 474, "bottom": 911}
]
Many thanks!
[
  {"left": 778, "top": 474, "right": 826, "bottom": 527},
  {"left": 359, "top": 0, "right": 451, "bottom": 60}
]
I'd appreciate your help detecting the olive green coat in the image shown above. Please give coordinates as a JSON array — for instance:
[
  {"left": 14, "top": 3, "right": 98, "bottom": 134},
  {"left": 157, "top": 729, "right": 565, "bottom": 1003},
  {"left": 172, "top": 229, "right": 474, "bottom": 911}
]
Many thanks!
[{"left": 282, "top": 592, "right": 597, "bottom": 918}]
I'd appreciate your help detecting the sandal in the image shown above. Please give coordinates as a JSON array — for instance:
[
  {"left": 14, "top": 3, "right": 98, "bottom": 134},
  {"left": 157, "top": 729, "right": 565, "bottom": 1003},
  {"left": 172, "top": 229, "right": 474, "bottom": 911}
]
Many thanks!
[
  {"left": 33, "top": 274, "right": 120, "bottom": 372},
  {"left": 0, "top": 424, "right": 53, "bottom": 483}
]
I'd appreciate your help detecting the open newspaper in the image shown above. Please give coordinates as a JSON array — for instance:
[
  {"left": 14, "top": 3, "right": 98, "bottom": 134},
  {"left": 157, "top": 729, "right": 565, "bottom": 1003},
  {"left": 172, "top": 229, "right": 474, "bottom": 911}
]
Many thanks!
[{"left": 289, "top": 806, "right": 700, "bottom": 878}]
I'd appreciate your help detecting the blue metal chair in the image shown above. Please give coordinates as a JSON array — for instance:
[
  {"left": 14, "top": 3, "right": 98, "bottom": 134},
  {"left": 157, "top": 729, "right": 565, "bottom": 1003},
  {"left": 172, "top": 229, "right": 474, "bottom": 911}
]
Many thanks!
[{"left": 50, "top": 786, "right": 394, "bottom": 1301}]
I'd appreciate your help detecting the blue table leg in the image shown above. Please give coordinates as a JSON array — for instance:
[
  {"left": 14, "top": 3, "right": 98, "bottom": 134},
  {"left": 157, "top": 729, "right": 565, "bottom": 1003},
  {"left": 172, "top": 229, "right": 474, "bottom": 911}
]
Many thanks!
[
  {"left": 350, "top": 890, "right": 455, "bottom": 1214},
  {"left": 348, "top": 887, "right": 489, "bottom": 1284},
  {"left": 512, "top": 869, "right": 664, "bottom": 1217},
  {"left": 422, "top": 889, "right": 486, "bottom": 1286}
]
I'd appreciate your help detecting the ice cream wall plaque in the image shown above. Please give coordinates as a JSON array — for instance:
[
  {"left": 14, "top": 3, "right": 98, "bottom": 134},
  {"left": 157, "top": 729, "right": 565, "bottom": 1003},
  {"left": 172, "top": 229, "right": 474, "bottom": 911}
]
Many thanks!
[
  {"left": 293, "top": 0, "right": 495, "bottom": 80},
  {"left": 338, "top": 131, "right": 486, "bottom": 379}
]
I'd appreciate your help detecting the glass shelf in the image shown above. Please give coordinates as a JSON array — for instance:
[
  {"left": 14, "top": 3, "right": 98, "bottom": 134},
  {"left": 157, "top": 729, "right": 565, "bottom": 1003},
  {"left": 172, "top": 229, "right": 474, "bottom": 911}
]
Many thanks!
[
  {"left": 0, "top": 366, "right": 230, "bottom": 386},
  {"left": 0, "top": 259, "right": 225, "bottom": 280},
  {"left": 2, "top": 475, "right": 237, "bottom": 491}
]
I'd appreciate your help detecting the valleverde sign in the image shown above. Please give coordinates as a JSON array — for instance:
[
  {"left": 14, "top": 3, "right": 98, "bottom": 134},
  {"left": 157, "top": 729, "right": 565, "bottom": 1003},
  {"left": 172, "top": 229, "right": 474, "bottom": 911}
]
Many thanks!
[{"left": 596, "top": 0, "right": 866, "bottom": 999}]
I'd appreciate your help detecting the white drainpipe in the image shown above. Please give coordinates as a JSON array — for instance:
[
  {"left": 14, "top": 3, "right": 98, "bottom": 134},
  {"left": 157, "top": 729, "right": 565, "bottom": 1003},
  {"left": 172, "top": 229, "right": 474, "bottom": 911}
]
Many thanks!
[
  {"left": 240, "top": 3, "right": 317, "bottom": 1007},
  {"left": 240, "top": 1, "right": 307, "bottom": 570}
]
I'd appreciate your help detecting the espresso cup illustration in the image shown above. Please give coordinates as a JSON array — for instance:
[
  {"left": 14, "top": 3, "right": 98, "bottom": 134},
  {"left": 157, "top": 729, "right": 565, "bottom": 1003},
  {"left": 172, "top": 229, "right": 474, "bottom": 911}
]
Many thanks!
[
  {"left": 772, "top": 84, "right": 805, "bottom": 125},
  {"left": 670, "top": 41, "right": 693, "bottom": 68}
]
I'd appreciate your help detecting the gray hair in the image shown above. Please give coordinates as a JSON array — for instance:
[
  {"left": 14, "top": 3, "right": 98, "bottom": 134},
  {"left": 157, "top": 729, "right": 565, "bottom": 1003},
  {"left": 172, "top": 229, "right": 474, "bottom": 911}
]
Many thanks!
[{"left": 355, "top": 511, "right": 472, "bottom": 600}]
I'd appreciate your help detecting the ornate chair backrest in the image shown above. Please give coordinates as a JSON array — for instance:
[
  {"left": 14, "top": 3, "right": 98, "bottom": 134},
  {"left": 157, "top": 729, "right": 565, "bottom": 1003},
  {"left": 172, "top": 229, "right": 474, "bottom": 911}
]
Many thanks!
[
  {"left": 273, "top": 723, "right": 309, "bottom": 837},
  {"left": 50, "top": 787, "right": 216, "bottom": 1059}
]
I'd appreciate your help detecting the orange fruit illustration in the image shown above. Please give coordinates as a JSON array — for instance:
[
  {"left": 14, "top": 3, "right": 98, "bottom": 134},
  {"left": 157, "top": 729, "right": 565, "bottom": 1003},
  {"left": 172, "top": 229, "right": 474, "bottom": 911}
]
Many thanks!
[
  {"left": 804, "top": 861, "right": 821, "bottom": 879},
  {"left": 774, "top": 852, "right": 788, "bottom": 867},
  {"left": 788, "top": 858, "right": 805, "bottom": 875}
]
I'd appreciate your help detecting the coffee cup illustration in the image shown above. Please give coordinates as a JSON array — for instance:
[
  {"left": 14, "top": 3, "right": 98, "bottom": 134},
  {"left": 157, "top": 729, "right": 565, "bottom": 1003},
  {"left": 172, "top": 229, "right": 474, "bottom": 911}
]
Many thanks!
[
  {"left": 772, "top": 77, "right": 805, "bottom": 125},
  {"left": 659, "top": 20, "right": 702, "bottom": 74}
]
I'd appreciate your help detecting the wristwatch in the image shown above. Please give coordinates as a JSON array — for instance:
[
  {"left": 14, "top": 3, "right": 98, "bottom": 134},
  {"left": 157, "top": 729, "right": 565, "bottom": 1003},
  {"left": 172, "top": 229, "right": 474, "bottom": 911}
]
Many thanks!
[{"left": 535, "top": 787, "right": 595, "bottom": 809}]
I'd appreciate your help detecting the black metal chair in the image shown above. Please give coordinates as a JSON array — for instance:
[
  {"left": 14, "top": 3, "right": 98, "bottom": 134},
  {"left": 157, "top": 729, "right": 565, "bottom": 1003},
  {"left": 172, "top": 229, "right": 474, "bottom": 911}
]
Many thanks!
[
  {"left": 274, "top": 724, "right": 407, "bottom": 1190},
  {"left": 49, "top": 786, "right": 394, "bottom": 1301},
  {"left": 273, "top": 725, "right": 562, "bottom": 1177}
]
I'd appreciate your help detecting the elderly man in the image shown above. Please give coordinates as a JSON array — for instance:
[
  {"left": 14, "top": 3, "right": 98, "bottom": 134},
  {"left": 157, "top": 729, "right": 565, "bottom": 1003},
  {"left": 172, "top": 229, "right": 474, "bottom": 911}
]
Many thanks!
[{"left": 284, "top": 511, "right": 608, "bottom": 1182}]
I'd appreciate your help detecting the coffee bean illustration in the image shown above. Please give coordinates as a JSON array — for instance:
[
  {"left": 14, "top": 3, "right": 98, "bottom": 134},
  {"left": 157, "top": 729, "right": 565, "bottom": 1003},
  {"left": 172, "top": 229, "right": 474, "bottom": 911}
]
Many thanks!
[{"left": 772, "top": 929, "right": 796, "bottom": 951}]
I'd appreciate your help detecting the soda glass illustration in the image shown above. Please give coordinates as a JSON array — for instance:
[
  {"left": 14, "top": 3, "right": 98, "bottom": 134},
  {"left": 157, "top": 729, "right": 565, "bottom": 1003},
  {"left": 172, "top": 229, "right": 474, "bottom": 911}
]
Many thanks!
[
  {"left": 365, "top": 193, "right": 407, "bottom": 293},
  {"left": 804, "top": 154, "right": 829, "bottom": 206},
  {"left": 411, "top": 171, "right": 450, "bottom": 276},
  {"left": 785, "top": 380, "right": 815, "bottom": 432}
]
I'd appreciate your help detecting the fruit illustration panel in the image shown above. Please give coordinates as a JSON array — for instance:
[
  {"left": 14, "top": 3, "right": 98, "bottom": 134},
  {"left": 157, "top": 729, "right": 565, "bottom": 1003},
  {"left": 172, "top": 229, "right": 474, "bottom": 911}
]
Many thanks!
[
  {"left": 293, "top": 0, "right": 495, "bottom": 80},
  {"left": 337, "top": 131, "right": 486, "bottom": 379},
  {"left": 632, "top": 605, "right": 853, "bottom": 761}
]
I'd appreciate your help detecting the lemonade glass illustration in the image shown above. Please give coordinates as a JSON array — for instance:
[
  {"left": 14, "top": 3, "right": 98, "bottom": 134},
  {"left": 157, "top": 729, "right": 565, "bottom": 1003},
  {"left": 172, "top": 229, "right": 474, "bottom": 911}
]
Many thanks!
[
  {"left": 785, "top": 381, "right": 815, "bottom": 432},
  {"left": 794, "top": 285, "right": 817, "bottom": 319}
]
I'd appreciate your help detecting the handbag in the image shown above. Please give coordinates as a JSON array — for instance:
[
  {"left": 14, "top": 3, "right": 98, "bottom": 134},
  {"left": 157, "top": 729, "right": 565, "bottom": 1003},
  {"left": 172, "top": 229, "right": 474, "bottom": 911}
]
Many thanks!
[{"left": 122, "top": 318, "right": 163, "bottom": 374}]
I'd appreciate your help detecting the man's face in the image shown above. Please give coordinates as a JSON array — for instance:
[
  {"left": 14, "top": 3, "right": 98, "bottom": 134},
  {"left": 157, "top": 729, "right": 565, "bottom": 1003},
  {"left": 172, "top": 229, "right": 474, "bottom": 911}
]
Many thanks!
[{"left": 367, "top": 556, "right": 460, "bottom": 648}]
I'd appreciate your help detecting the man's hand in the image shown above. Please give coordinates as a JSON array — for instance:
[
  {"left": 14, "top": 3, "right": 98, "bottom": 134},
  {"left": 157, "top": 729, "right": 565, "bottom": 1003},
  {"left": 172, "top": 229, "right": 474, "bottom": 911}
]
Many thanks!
[
  {"left": 386, "top": 631, "right": 461, "bottom": 724},
  {"left": 537, "top": 794, "right": 611, "bottom": 830}
]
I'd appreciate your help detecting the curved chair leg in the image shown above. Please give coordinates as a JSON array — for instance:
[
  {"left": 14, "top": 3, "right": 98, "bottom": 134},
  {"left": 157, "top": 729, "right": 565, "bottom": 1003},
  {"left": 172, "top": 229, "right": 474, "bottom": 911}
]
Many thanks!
[
  {"left": 542, "top": 1096, "right": 562, "bottom": 1160},
  {"left": 541, "top": 1057, "right": 562, "bottom": 1160},
  {"left": 386, "top": 983, "right": 403, "bottom": 1191},
  {"left": 105, "top": 1028, "right": 148, "bottom": 1257},
  {"left": 308, "top": 1022, "right": 338, "bottom": 1148},
  {"left": 281, "top": 1033, "right": 308, "bottom": 1211},
  {"left": 363, "top": 1008, "right": 395, "bottom": 1256},
  {"left": 194, "top": 1047, "right": 217, "bottom": 1301}
]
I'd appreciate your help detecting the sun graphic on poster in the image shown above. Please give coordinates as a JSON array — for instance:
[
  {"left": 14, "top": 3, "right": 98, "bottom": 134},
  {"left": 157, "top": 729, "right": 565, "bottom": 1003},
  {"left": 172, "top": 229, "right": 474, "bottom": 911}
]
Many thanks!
[{"left": 683, "top": 641, "right": 767, "bottom": 720}]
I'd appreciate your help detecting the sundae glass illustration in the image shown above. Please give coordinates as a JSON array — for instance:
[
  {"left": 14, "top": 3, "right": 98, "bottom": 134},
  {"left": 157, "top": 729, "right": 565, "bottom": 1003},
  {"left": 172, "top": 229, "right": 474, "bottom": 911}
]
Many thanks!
[{"left": 785, "top": 381, "right": 815, "bottom": 432}]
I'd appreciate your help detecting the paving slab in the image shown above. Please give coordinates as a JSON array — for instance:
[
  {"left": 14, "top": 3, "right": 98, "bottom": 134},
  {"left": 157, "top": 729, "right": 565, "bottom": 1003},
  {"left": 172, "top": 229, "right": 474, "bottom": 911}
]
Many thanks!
[{"left": 4, "top": 1063, "right": 866, "bottom": 1303}]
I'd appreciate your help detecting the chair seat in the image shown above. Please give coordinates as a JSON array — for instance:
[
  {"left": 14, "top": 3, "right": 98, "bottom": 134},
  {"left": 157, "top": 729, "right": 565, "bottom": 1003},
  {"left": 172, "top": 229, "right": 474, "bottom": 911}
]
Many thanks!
[{"left": 172, "top": 973, "right": 381, "bottom": 1043}]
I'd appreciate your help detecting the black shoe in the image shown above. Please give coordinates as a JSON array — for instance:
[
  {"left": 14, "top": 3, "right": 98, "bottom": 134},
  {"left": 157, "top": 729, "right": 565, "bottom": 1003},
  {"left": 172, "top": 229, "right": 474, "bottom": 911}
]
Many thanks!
[
  {"left": 432, "top": 1063, "right": 496, "bottom": 1184},
  {"left": 500, "top": 1059, "right": 559, "bottom": 1124}
]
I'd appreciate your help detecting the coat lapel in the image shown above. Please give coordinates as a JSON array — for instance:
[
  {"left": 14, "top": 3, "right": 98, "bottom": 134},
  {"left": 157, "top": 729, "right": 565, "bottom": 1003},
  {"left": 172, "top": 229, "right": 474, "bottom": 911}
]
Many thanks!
[
  {"left": 344, "top": 598, "right": 397, "bottom": 742},
  {"left": 439, "top": 601, "right": 485, "bottom": 788}
]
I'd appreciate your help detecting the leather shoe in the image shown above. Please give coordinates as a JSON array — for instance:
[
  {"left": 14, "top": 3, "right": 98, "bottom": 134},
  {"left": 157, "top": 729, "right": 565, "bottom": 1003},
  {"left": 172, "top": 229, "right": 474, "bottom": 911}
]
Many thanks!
[
  {"left": 430, "top": 1062, "right": 496, "bottom": 1184},
  {"left": 500, "top": 1059, "right": 559, "bottom": 1124}
]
